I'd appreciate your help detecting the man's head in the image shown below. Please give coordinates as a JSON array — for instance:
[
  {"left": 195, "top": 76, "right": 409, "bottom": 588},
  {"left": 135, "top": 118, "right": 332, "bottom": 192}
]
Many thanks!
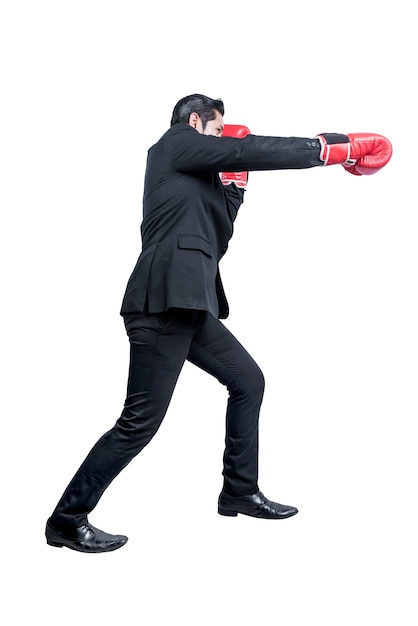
[{"left": 170, "top": 94, "right": 225, "bottom": 136}]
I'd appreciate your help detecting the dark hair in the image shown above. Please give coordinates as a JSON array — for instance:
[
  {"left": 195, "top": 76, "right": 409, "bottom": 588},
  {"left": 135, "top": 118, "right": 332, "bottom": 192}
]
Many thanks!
[{"left": 170, "top": 94, "right": 225, "bottom": 128}]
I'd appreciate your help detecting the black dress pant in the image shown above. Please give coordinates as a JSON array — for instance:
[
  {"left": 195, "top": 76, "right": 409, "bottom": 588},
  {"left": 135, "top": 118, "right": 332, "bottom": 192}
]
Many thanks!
[{"left": 50, "top": 309, "right": 265, "bottom": 529}]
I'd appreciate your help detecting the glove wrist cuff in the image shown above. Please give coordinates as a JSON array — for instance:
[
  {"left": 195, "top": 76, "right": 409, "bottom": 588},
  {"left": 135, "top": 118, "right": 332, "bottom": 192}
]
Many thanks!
[
  {"left": 220, "top": 172, "right": 248, "bottom": 188},
  {"left": 317, "top": 133, "right": 355, "bottom": 166}
]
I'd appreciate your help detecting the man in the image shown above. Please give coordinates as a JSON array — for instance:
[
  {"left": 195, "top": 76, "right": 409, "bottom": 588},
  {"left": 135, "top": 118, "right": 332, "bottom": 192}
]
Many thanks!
[{"left": 45, "top": 94, "right": 392, "bottom": 552}]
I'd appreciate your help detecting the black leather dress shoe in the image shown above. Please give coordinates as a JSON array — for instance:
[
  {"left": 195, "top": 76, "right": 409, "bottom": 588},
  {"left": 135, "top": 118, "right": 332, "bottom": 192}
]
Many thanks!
[
  {"left": 45, "top": 519, "right": 128, "bottom": 553},
  {"left": 218, "top": 490, "right": 298, "bottom": 519}
]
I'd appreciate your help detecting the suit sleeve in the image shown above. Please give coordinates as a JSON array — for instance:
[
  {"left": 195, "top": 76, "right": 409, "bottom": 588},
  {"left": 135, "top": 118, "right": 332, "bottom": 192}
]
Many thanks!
[{"left": 164, "top": 124, "right": 323, "bottom": 173}]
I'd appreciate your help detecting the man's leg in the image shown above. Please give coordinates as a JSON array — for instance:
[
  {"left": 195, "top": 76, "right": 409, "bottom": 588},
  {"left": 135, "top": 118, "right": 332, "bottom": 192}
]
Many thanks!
[
  {"left": 188, "top": 314, "right": 298, "bottom": 519},
  {"left": 187, "top": 313, "right": 265, "bottom": 496},
  {"left": 48, "top": 310, "right": 204, "bottom": 532}
]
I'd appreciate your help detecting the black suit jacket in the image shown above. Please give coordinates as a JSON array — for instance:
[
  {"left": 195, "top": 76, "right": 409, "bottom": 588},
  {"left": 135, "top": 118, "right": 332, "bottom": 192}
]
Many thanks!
[{"left": 120, "top": 124, "right": 323, "bottom": 319}]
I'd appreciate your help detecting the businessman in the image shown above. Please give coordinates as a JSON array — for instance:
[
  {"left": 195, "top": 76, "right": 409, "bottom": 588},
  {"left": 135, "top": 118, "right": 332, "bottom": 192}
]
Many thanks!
[{"left": 45, "top": 93, "right": 392, "bottom": 552}]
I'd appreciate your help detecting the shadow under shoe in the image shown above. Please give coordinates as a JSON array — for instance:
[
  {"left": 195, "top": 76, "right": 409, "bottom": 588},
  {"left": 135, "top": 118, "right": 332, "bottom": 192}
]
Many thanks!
[{"left": 46, "top": 519, "right": 128, "bottom": 553}]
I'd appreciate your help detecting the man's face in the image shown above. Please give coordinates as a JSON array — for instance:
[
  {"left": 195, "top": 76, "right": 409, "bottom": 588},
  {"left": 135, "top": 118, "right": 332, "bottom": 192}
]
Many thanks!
[{"left": 192, "top": 111, "right": 224, "bottom": 137}]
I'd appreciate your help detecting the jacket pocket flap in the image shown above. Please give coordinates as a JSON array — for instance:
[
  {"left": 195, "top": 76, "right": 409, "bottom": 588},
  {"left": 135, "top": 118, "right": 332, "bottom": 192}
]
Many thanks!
[{"left": 177, "top": 235, "right": 212, "bottom": 258}]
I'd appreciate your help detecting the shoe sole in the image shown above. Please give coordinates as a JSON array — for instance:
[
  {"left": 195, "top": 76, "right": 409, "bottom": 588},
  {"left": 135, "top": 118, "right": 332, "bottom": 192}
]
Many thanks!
[{"left": 218, "top": 508, "right": 298, "bottom": 519}]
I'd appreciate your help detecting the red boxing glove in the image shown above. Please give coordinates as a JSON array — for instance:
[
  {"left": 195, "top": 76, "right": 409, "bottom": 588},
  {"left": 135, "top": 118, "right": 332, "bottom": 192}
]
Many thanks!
[
  {"left": 220, "top": 124, "right": 251, "bottom": 188},
  {"left": 222, "top": 124, "right": 251, "bottom": 139},
  {"left": 317, "top": 132, "right": 393, "bottom": 175}
]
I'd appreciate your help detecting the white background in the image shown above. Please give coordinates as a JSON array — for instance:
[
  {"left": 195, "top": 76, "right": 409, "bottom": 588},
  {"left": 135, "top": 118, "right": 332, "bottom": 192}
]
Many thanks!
[{"left": 1, "top": 1, "right": 417, "bottom": 624}]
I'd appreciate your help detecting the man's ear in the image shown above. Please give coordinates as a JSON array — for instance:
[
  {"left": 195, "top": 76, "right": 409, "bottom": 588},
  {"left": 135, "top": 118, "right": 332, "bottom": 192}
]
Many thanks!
[{"left": 188, "top": 112, "right": 199, "bottom": 128}]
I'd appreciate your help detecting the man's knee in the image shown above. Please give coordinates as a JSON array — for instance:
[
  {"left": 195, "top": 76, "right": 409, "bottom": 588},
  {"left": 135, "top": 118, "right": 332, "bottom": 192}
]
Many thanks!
[{"left": 229, "top": 365, "right": 265, "bottom": 400}]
